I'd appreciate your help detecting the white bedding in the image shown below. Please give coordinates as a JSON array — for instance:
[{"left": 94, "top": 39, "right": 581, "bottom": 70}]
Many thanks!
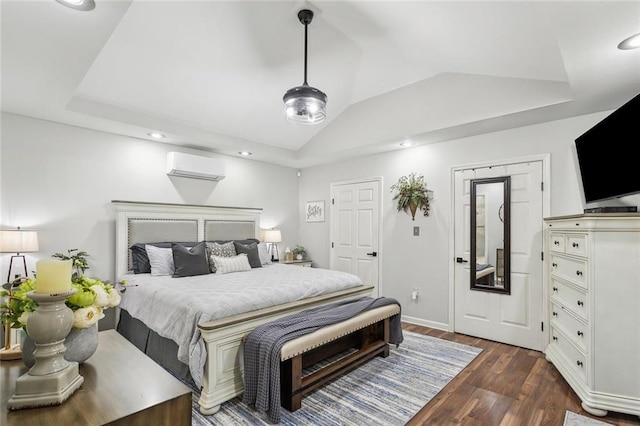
[{"left": 118, "top": 263, "right": 363, "bottom": 388}]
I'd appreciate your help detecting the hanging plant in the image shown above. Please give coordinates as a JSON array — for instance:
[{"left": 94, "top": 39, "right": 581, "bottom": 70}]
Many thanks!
[{"left": 390, "top": 172, "right": 433, "bottom": 220}]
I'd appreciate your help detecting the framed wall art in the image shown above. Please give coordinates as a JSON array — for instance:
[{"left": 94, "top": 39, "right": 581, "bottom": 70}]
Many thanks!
[{"left": 305, "top": 201, "right": 325, "bottom": 222}]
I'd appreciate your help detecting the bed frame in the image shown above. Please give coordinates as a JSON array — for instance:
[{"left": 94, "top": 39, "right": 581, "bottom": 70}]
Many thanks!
[{"left": 112, "top": 200, "right": 374, "bottom": 415}]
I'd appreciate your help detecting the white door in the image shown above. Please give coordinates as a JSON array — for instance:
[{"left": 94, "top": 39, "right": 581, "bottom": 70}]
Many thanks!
[
  {"left": 330, "top": 179, "right": 381, "bottom": 297},
  {"left": 454, "top": 161, "right": 544, "bottom": 350}
]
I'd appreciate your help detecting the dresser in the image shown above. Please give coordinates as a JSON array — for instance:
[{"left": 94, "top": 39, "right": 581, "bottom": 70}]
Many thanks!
[{"left": 544, "top": 213, "right": 640, "bottom": 417}]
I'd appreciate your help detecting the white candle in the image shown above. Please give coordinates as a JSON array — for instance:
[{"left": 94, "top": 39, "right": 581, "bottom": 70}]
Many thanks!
[{"left": 35, "top": 259, "right": 72, "bottom": 293}]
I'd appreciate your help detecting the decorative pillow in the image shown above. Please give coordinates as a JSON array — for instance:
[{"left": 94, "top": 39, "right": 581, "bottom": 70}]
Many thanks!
[
  {"left": 130, "top": 242, "right": 196, "bottom": 274},
  {"left": 212, "top": 253, "right": 252, "bottom": 275},
  {"left": 233, "top": 241, "right": 262, "bottom": 268},
  {"left": 145, "top": 245, "right": 175, "bottom": 276},
  {"left": 172, "top": 241, "right": 210, "bottom": 278},
  {"left": 257, "top": 243, "right": 272, "bottom": 265},
  {"left": 205, "top": 241, "right": 236, "bottom": 273}
]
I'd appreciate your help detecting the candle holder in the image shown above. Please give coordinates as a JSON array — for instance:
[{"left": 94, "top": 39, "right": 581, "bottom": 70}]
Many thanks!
[{"left": 7, "top": 289, "right": 84, "bottom": 410}]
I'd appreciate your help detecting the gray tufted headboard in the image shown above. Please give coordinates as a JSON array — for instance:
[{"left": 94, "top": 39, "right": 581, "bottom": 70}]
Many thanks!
[{"left": 112, "top": 200, "right": 261, "bottom": 277}]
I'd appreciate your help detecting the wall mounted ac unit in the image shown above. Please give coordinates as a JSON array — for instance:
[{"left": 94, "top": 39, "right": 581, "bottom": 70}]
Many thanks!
[{"left": 166, "top": 152, "right": 226, "bottom": 181}]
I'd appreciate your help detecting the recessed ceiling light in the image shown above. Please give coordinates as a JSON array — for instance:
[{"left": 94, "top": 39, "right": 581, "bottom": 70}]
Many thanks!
[
  {"left": 147, "top": 132, "right": 166, "bottom": 139},
  {"left": 400, "top": 141, "right": 413, "bottom": 147},
  {"left": 239, "top": 151, "right": 252, "bottom": 156},
  {"left": 618, "top": 32, "right": 640, "bottom": 50},
  {"left": 55, "top": 0, "right": 95, "bottom": 11}
]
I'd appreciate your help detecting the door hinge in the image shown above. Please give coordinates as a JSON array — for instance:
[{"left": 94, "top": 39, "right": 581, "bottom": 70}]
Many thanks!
[
  {"left": 331, "top": 242, "right": 334, "bottom": 248},
  {"left": 541, "top": 181, "right": 544, "bottom": 191},
  {"left": 541, "top": 251, "right": 544, "bottom": 261},
  {"left": 541, "top": 321, "right": 544, "bottom": 332},
  {"left": 332, "top": 198, "right": 335, "bottom": 205}
]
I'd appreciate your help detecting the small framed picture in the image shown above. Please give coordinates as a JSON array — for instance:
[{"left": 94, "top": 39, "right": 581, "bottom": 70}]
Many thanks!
[{"left": 306, "top": 201, "right": 325, "bottom": 222}]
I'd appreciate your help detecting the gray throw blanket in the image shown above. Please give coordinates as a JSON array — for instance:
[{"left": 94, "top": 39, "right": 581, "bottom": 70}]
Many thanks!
[{"left": 243, "top": 296, "right": 403, "bottom": 423}]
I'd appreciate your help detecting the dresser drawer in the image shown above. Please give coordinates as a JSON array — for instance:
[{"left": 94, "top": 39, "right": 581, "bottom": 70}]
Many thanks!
[
  {"left": 550, "top": 278, "right": 588, "bottom": 320},
  {"left": 550, "top": 301, "right": 589, "bottom": 352},
  {"left": 565, "top": 234, "right": 588, "bottom": 257},
  {"left": 550, "top": 326, "right": 587, "bottom": 383},
  {"left": 550, "top": 254, "right": 587, "bottom": 289},
  {"left": 549, "top": 232, "right": 566, "bottom": 253}
]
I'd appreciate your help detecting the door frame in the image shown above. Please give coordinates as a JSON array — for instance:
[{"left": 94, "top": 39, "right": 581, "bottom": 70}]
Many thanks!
[
  {"left": 329, "top": 176, "right": 383, "bottom": 296},
  {"left": 448, "top": 154, "right": 551, "bottom": 345}
]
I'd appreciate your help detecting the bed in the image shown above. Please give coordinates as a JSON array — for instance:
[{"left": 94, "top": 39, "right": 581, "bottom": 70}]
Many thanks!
[
  {"left": 111, "top": 200, "right": 374, "bottom": 415},
  {"left": 475, "top": 263, "right": 495, "bottom": 286}
]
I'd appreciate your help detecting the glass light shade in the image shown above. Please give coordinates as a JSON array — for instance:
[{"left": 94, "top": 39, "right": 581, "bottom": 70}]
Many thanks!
[
  {"left": 263, "top": 229, "right": 282, "bottom": 243},
  {"left": 0, "top": 229, "right": 39, "bottom": 253},
  {"left": 283, "top": 85, "right": 327, "bottom": 124}
]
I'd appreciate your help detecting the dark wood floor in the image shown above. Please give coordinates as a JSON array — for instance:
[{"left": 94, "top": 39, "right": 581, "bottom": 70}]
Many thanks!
[{"left": 403, "top": 323, "right": 640, "bottom": 426}]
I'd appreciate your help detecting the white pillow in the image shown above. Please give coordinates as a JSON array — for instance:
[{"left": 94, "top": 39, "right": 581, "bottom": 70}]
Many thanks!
[
  {"left": 257, "top": 243, "right": 272, "bottom": 265},
  {"left": 145, "top": 245, "right": 174, "bottom": 276},
  {"left": 212, "top": 253, "right": 252, "bottom": 274}
]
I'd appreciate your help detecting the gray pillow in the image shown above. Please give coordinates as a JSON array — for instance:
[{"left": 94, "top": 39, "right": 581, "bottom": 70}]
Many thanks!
[
  {"left": 172, "top": 241, "right": 210, "bottom": 278},
  {"left": 233, "top": 241, "right": 262, "bottom": 268},
  {"left": 130, "top": 241, "right": 196, "bottom": 274}
]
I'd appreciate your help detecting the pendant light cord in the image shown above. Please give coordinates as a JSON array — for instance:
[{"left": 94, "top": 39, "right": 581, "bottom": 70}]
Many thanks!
[{"left": 303, "top": 21, "right": 309, "bottom": 86}]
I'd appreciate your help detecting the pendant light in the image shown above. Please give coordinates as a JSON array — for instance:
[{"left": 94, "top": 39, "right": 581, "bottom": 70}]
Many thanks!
[{"left": 283, "top": 9, "right": 328, "bottom": 124}]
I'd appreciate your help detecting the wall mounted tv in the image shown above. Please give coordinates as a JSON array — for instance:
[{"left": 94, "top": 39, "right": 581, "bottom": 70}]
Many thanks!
[{"left": 575, "top": 93, "right": 640, "bottom": 204}]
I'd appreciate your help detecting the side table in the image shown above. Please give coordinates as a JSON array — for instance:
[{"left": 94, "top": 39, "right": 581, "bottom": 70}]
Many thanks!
[
  {"left": 1, "top": 330, "right": 193, "bottom": 425},
  {"left": 280, "top": 259, "right": 313, "bottom": 267}
]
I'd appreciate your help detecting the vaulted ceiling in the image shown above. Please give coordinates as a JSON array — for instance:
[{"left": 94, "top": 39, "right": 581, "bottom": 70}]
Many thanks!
[{"left": 2, "top": 1, "right": 639, "bottom": 167}]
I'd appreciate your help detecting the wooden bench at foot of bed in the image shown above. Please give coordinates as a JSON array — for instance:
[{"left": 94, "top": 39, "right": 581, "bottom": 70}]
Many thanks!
[{"left": 279, "top": 304, "right": 401, "bottom": 412}]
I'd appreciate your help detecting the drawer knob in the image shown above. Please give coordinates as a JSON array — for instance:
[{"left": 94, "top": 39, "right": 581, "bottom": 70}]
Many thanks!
[
  {"left": 576, "top": 270, "right": 583, "bottom": 276},
  {"left": 552, "top": 336, "right": 558, "bottom": 341},
  {"left": 552, "top": 287, "right": 558, "bottom": 292},
  {"left": 552, "top": 263, "right": 558, "bottom": 268},
  {"left": 577, "top": 331, "right": 584, "bottom": 337},
  {"left": 576, "top": 360, "right": 583, "bottom": 367},
  {"left": 577, "top": 300, "right": 584, "bottom": 306},
  {"left": 572, "top": 242, "right": 579, "bottom": 248},
  {"left": 552, "top": 312, "right": 558, "bottom": 317},
  {"left": 554, "top": 241, "right": 560, "bottom": 245}
]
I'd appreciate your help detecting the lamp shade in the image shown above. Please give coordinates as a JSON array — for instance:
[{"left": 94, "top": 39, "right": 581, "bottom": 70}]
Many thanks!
[
  {"left": 0, "top": 229, "right": 39, "bottom": 253},
  {"left": 263, "top": 229, "right": 282, "bottom": 244}
]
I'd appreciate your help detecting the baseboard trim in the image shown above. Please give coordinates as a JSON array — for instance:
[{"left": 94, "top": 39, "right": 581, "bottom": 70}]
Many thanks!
[{"left": 401, "top": 315, "right": 449, "bottom": 331}]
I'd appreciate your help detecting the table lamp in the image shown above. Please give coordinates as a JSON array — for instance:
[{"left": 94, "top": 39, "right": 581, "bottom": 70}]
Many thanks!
[
  {"left": 0, "top": 227, "right": 39, "bottom": 361},
  {"left": 0, "top": 227, "right": 39, "bottom": 283},
  {"left": 263, "top": 229, "right": 282, "bottom": 262}
]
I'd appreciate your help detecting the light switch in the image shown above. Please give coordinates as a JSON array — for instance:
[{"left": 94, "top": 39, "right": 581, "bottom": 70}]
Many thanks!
[{"left": 413, "top": 226, "right": 419, "bottom": 236}]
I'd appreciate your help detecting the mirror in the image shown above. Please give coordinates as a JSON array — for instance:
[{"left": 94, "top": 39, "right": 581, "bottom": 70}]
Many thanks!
[{"left": 470, "top": 176, "right": 511, "bottom": 294}]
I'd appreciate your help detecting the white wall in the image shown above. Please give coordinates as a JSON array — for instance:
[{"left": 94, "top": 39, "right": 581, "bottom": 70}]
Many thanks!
[
  {"left": 0, "top": 113, "right": 299, "bottom": 288},
  {"left": 297, "top": 111, "right": 640, "bottom": 329},
  {"left": 4, "top": 110, "right": 639, "bottom": 332}
]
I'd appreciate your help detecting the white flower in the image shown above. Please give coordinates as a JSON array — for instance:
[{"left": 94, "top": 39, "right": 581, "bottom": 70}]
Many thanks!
[
  {"left": 18, "top": 311, "right": 30, "bottom": 327},
  {"left": 90, "top": 284, "right": 109, "bottom": 307},
  {"left": 106, "top": 287, "right": 121, "bottom": 307},
  {"left": 72, "top": 306, "right": 103, "bottom": 329}
]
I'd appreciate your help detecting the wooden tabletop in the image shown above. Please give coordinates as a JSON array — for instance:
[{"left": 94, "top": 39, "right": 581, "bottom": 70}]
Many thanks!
[{"left": 1, "top": 330, "right": 193, "bottom": 426}]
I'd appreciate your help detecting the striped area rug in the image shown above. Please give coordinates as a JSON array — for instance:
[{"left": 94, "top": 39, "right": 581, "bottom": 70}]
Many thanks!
[{"left": 192, "top": 330, "right": 482, "bottom": 425}]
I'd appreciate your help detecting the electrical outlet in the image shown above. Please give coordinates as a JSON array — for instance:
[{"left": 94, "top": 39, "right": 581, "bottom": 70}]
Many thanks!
[
  {"left": 411, "top": 287, "right": 419, "bottom": 300},
  {"left": 413, "top": 226, "right": 419, "bottom": 236}
]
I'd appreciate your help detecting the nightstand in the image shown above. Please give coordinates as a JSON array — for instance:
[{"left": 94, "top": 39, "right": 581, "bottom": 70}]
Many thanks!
[
  {"left": 1, "top": 330, "right": 192, "bottom": 426},
  {"left": 281, "top": 259, "right": 313, "bottom": 267}
]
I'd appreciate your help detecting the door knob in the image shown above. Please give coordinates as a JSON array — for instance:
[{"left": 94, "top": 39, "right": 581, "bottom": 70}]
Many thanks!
[
  {"left": 366, "top": 252, "right": 377, "bottom": 257},
  {"left": 456, "top": 257, "right": 468, "bottom": 263}
]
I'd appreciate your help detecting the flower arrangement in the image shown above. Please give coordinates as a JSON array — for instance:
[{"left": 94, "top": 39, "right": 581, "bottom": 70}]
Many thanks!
[
  {"left": 390, "top": 172, "right": 433, "bottom": 220},
  {"left": 1, "top": 249, "right": 125, "bottom": 331}
]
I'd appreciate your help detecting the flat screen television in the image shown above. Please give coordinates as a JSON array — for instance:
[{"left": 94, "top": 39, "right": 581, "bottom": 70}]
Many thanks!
[{"left": 574, "top": 93, "right": 640, "bottom": 203}]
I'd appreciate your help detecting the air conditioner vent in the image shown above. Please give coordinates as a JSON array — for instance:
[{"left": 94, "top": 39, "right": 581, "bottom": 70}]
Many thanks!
[{"left": 166, "top": 152, "right": 226, "bottom": 181}]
